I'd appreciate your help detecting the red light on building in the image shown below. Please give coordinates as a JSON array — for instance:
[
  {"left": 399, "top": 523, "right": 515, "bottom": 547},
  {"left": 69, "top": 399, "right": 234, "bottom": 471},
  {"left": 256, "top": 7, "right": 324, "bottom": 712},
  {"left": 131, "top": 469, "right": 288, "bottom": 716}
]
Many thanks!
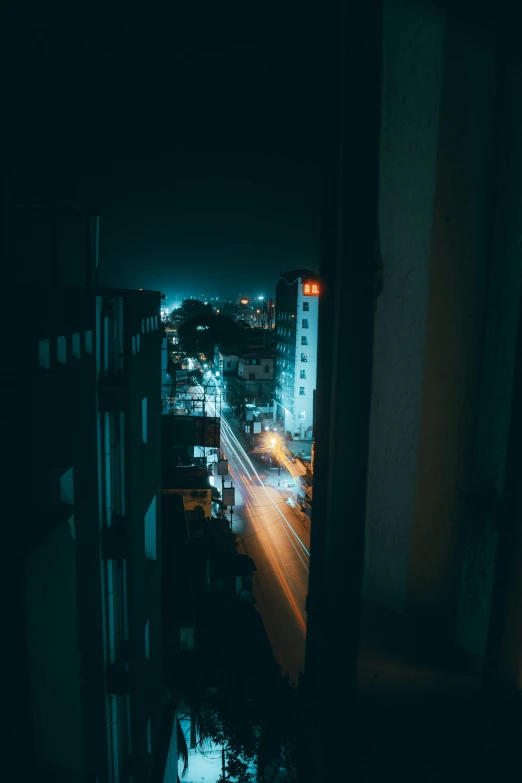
[{"left": 303, "top": 281, "right": 320, "bottom": 296}]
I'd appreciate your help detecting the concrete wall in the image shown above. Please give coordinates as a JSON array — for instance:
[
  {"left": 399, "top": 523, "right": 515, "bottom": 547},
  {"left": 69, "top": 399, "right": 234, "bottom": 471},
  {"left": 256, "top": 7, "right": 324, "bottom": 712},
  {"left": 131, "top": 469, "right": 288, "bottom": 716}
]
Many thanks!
[
  {"left": 363, "top": 0, "right": 522, "bottom": 658},
  {"left": 25, "top": 521, "right": 85, "bottom": 783},
  {"left": 455, "top": 22, "right": 522, "bottom": 657},
  {"left": 364, "top": 0, "right": 447, "bottom": 612}
]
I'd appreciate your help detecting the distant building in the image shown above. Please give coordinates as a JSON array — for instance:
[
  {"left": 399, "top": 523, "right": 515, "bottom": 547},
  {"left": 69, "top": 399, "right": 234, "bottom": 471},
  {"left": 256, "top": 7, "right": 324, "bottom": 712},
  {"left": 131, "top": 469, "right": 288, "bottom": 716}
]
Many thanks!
[{"left": 274, "top": 269, "right": 319, "bottom": 440}]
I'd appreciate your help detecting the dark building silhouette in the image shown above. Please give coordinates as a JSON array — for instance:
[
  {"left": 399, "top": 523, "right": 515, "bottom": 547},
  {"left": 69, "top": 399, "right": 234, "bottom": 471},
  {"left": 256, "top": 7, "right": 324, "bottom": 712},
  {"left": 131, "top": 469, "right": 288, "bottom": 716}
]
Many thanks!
[
  {"left": 302, "top": 2, "right": 522, "bottom": 781},
  {"left": 1, "top": 189, "right": 170, "bottom": 781}
]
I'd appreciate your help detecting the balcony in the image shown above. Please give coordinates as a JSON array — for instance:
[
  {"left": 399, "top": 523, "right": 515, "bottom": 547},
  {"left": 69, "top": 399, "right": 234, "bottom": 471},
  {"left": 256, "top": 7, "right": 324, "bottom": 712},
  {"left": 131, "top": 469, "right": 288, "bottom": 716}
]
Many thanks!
[{"left": 101, "top": 515, "right": 128, "bottom": 559}]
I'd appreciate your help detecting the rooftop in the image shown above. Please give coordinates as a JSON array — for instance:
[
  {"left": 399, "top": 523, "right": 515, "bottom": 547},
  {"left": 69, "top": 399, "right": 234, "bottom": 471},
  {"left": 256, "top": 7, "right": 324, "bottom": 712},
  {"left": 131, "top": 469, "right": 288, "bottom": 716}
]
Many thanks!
[{"left": 279, "top": 268, "right": 317, "bottom": 284}]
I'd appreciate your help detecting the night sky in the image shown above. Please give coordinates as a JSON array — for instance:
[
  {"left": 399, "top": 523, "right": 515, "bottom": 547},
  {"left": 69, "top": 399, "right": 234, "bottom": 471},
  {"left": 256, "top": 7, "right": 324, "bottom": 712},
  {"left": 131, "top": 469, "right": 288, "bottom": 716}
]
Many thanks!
[{"left": 3, "top": 2, "right": 328, "bottom": 297}]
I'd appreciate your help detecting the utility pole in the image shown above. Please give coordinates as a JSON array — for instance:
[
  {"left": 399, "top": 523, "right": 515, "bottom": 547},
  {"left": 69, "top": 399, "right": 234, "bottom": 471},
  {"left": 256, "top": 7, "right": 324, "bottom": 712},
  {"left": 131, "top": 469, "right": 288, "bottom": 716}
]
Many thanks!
[{"left": 222, "top": 747, "right": 227, "bottom": 782}]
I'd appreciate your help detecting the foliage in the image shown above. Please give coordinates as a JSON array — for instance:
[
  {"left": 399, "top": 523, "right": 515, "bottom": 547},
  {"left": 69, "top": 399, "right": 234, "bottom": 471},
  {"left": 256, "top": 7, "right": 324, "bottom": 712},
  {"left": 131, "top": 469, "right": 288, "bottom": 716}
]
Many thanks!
[
  {"left": 177, "top": 313, "right": 245, "bottom": 361},
  {"left": 171, "top": 299, "right": 214, "bottom": 325},
  {"left": 171, "top": 593, "right": 297, "bottom": 782}
]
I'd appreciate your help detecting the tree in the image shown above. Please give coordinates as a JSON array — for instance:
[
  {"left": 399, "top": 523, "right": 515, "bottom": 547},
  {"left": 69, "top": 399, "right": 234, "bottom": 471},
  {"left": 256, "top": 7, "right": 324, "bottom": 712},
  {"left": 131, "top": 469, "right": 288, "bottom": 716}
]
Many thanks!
[
  {"left": 177, "top": 314, "right": 245, "bottom": 362},
  {"left": 170, "top": 592, "right": 297, "bottom": 782},
  {"left": 171, "top": 299, "right": 213, "bottom": 325}
]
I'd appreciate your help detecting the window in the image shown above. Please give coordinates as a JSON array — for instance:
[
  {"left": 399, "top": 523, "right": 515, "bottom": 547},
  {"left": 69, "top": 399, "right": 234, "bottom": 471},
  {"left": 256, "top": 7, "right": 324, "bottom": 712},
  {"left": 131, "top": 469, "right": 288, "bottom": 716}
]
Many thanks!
[
  {"left": 300, "top": 387, "right": 306, "bottom": 396},
  {"left": 301, "top": 353, "right": 307, "bottom": 362},
  {"left": 60, "top": 467, "right": 74, "bottom": 506},
  {"left": 137, "top": 334, "right": 141, "bottom": 353},
  {"left": 142, "top": 397, "right": 148, "bottom": 444},
  {"left": 301, "top": 336, "right": 308, "bottom": 345},
  {"left": 145, "top": 619, "right": 150, "bottom": 659},
  {"left": 57, "top": 336, "right": 67, "bottom": 364},
  {"left": 245, "top": 358, "right": 251, "bottom": 365},
  {"left": 38, "top": 339, "right": 50, "bottom": 369},
  {"left": 249, "top": 373, "right": 256, "bottom": 380},
  {"left": 141, "top": 319, "right": 146, "bottom": 335},
  {"left": 303, "top": 302, "right": 309, "bottom": 311},
  {"left": 85, "top": 330, "right": 93, "bottom": 355},
  {"left": 72, "top": 333, "right": 81, "bottom": 359},
  {"left": 299, "top": 411, "right": 306, "bottom": 420},
  {"left": 227, "top": 361, "right": 231, "bottom": 368},
  {"left": 132, "top": 335, "right": 137, "bottom": 355},
  {"left": 147, "top": 718, "right": 152, "bottom": 754},
  {"left": 300, "top": 369, "right": 306, "bottom": 379},
  {"left": 264, "top": 365, "right": 270, "bottom": 373},
  {"left": 302, "top": 319, "right": 309, "bottom": 329},
  {"left": 145, "top": 496, "right": 157, "bottom": 560}
]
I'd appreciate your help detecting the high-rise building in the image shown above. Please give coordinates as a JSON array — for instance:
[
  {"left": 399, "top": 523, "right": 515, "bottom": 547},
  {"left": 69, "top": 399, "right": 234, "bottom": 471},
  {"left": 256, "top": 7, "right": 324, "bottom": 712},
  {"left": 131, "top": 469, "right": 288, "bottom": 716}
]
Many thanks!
[
  {"left": 274, "top": 269, "right": 319, "bottom": 440},
  {"left": 2, "top": 192, "right": 173, "bottom": 782}
]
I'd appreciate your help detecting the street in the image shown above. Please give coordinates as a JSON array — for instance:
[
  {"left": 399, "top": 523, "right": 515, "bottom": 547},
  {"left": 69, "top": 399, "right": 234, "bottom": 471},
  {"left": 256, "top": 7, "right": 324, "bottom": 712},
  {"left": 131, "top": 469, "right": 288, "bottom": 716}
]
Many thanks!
[{"left": 192, "top": 378, "right": 310, "bottom": 684}]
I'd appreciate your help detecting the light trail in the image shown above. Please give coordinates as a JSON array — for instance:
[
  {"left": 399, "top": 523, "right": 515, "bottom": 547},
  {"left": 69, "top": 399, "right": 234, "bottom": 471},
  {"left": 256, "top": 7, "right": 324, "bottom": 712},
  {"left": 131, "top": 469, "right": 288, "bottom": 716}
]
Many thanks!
[{"left": 195, "top": 383, "right": 310, "bottom": 569}]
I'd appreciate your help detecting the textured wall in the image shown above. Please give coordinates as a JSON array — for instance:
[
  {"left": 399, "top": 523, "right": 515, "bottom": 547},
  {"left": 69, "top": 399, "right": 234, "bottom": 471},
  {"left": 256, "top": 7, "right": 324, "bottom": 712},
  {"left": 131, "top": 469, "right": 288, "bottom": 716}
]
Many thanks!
[
  {"left": 364, "top": 0, "right": 446, "bottom": 612},
  {"left": 456, "top": 36, "right": 522, "bottom": 657}
]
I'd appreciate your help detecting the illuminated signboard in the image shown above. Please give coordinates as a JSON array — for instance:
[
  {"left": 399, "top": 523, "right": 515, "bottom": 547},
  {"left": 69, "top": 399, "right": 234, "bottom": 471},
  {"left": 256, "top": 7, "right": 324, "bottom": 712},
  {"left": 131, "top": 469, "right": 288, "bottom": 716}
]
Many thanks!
[
  {"left": 240, "top": 298, "right": 249, "bottom": 305},
  {"left": 303, "top": 281, "right": 320, "bottom": 296}
]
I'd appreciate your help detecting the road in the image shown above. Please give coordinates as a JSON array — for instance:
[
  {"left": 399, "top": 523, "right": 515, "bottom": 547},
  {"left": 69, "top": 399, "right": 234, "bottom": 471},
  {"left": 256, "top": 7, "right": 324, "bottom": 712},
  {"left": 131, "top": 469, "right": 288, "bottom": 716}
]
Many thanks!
[{"left": 192, "top": 378, "right": 310, "bottom": 684}]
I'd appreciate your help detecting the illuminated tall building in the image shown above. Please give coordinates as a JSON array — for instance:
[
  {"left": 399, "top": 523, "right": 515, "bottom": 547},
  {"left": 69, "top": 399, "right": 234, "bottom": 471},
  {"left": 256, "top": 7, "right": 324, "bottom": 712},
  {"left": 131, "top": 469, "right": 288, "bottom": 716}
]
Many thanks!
[{"left": 274, "top": 269, "right": 319, "bottom": 439}]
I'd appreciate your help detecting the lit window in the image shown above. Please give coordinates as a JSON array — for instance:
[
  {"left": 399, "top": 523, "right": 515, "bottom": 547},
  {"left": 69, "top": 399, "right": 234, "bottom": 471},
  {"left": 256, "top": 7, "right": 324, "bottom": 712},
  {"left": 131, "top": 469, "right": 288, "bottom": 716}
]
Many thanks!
[
  {"left": 142, "top": 319, "right": 146, "bottom": 335},
  {"left": 301, "top": 353, "right": 307, "bottom": 362},
  {"left": 85, "top": 330, "right": 93, "bottom": 355},
  {"left": 145, "top": 495, "right": 157, "bottom": 560},
  {"left": 299, "top": 411, "right": 306, "bottom": 420},
  {"left": 312, "top": 284, "right": 319, "bottom": 294},
  {"left": 57, "top": 336, "right": 67, "bottom": 363},
  {"left": 145, "top": 619, "right": 150, "bottom": 659},
  {"left": 132, "top": 335, "right": 137, "bottom": 355},
  {"left": 300, "top": 387, "right": 306, "bottom": 395},
  {"left": 72, "top": 333, "right": 81, "bottom": 359},
  {"left": 301, "top": 336, "right": 308, "bottom": 345},
  {"left": 142, "top": 397, "right": 148, "bottom": 444},
  {"left": 300, "top": 369, "right": 306, "bottom": 379},
  {"left": 304, "top": 284, "right": 311, "bottom": 293},
  {"left": 137, "top": 334, "right": 141, "bottom": 353},
  {"left": 38, "top": 339, "right": 50, "bottom": 369},
  {"left": 302, "top": 319, "right": 308, "bottom": 329},
  {"left": 302, "top": 302, "right": 309, "bottom": 312}
]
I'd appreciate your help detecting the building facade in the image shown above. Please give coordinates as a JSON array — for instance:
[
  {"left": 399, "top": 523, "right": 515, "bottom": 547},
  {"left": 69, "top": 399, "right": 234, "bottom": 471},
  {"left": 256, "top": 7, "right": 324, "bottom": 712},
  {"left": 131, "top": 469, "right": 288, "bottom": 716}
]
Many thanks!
[
  {"left": 1, "top": 196, "right": 171, "bottom": 783},
  {"left": 274, "top": 270, "right": 319, "bottom": 440}
]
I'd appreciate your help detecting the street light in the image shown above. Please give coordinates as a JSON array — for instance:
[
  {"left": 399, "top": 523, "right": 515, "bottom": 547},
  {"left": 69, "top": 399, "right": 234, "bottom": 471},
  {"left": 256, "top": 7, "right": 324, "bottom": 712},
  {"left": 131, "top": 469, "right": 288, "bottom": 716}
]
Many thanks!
[{"left": 269, "top": 437, "right": 277, "bottom": 447}]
